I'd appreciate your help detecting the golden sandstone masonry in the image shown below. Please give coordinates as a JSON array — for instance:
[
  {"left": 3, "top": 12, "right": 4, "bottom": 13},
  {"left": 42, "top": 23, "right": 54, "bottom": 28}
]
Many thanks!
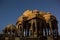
[{"left": 3, "top": 10, "right": 58, "bottom": 40}]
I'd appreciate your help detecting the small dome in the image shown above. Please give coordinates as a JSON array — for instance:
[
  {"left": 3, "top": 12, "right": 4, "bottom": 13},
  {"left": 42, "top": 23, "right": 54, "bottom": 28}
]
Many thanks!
[
  {"left": 23, "top": 10, "right": 32, "bottom": 17},
  {"left": 17, "top": 10, "right": 32, "bottom": 22},
  {"left": 6, "top": 24, "right": 15, "bottom": 28},
  {"left": 43, "top": 14, "right": 51, "bottom": 23},
  {"left": 3, "top": 24, "right": 17, "bottom": 32},
  {"left": 33, "top": 10, "right": 39, "bottom": 13},
  {"left": 17, "top": 16, "right": 23, "bottom": 22},
  {"left": 39, "top": 11, "right": 46, "bottom": 16}
]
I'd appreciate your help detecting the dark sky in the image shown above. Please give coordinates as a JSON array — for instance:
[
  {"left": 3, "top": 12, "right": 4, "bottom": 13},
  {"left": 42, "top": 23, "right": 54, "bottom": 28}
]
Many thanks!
[{"left": 0, "top": 0, "right": 60, "bottom": 34}]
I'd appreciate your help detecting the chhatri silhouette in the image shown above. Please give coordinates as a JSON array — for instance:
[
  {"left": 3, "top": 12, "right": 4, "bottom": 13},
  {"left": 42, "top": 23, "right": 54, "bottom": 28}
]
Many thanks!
[{"left": 0, "top": 10, "right": 59, "bottom": 40}]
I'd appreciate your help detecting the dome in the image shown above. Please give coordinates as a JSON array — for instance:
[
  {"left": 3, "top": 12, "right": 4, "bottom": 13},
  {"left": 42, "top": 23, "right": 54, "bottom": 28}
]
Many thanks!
[
  {"left": 17, "top": 10, "right": 46, "bottom": 22},
  {"left": 23, "top": 10, "right": 33, "bottom": 17},
  {"left": 50, "top": 15, "right": 56, "bottom": 21},
  {"left": 17, "top": 10, "right": 32, "bottom": 22},
  {"left": 33, "top": 10, "right": 39, "bottom": 14},
  {"left": 17, "top": 16, "right": 23, "bottom": 22},
  {"left": 6, "top": 24, "right": 15, "bottom": 29},
  {"left": 39, "top": 11, "right": 46, "bottom": 16},
  {"left": 3, "top": 24, "right": 17, "bottom": 32},
  {"left": 16, "top": 10, "right": 56, "bottom": 24},
  {"left": 16, "top": 16, "right": 23, "bottom": 25},
  {"left": 43, "top": 13, "right": 51, "bottom": 23}
]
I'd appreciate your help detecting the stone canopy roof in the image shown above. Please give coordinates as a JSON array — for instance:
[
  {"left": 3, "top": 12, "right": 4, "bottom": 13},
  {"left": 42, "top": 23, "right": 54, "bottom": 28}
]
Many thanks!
[
  {"left": 3, "top": 24, "right": 18, "bottom": 32},
  {"left": 16, "top": 10, "right": 56, "bottom": 25}
]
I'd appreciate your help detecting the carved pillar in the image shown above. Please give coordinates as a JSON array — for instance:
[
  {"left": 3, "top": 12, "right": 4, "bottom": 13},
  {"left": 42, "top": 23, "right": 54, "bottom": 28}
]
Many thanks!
[
  {"left": 36, "top": 18, "right": 44, "bottom": 40},
  {"left": 52, "top": 20, "right": 58, "bottom": 40},
  {"left": 18, "top": 24, "right": 23, "bottom": 37},
  {"left": 33, "top": 19, "right": 37, "bottom": 38},
  {"left": 49, "top": 21, "right": 52, "bottom": 35},
  {"left": 31, "top": 20, "right": 34, "bottom": 38}
]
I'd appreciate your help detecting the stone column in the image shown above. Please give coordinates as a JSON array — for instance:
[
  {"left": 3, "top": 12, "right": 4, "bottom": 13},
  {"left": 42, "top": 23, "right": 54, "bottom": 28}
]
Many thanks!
[
  {"left": 49, "top": 21, "right": 52, "bottom": 35},
  {"left": 34, "top": 19, "right": 37, "bottom": 38},
  {"left": 31, "top": 20, "right": 34, "bottom": 38}
]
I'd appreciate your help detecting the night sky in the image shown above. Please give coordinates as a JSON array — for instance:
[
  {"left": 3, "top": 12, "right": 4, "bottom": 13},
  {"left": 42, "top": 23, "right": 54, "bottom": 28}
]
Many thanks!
[{"left": 0, "top": 0, "right": 60, "bottom": 34}]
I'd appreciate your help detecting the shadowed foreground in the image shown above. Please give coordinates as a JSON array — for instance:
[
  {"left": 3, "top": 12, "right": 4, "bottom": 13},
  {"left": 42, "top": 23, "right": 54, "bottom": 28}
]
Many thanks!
[{"left": 0, "top": 35, "right": 60, "bottom": 40}]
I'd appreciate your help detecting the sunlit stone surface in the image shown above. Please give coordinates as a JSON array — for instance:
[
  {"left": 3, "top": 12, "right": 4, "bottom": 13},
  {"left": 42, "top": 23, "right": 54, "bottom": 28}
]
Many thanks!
[{"left": 0, "top": 10, "right": 59, "bottom": 40}]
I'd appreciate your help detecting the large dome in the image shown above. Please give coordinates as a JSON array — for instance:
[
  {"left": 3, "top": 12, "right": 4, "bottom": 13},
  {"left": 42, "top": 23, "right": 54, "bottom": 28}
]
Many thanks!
[
  {"left": 16, "top": 10, "right": 56, "bottom": 25},
  {"left": 17, "top": 10, "right": 32, "bottom": 22},
  {"left": 17, "top": 10, "right": 45, "bottom": 22},
  {"left": 17, "top": 16, "right": 23, "bottom": 22}
]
